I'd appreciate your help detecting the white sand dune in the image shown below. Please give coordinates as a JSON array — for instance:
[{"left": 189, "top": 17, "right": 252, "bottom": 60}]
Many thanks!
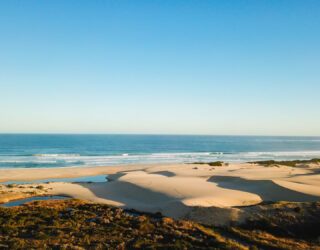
[
  {"left": 274, "top": 179, "right": 320, "bottom": 197},
  {"left": 1, "top": 162, "right": 319, "bottom": 225},
  {"left": 47, "top": 171, "right": 261, "bottom": 218}
]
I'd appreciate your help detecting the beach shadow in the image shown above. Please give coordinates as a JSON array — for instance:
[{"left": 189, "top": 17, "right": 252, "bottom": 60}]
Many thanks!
[
  {"left": 208, "top": 176, "right": 319, "bottom": 202},
  {"left": 106, "top": 172, "right": 127, "bottom": 182},
  {"left": 77, "top": 181, "right": 245, "bottom": 225},
  {"left": 151, "top": 171, "right": 176, "bottom": 177},
  {"left": 290, "top": 168, "right": 320, "bottom": 177},
  {"left": 78, "top": 181, "right": 192, "bottom": 218}
]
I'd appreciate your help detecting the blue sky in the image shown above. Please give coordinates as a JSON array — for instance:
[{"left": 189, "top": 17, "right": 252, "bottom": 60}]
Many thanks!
[{"left": 0, "top": 1, "right": 319, "bottom": 135}]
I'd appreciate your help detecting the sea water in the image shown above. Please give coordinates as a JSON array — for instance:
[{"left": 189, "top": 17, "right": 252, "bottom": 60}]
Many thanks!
[{"left": 0, "top": 134, "right": 319, "bottom": 168}]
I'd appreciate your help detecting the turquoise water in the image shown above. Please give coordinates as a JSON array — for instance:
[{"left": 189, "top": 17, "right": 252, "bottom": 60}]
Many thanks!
[
  {"left": 0, "top": 134, "right": 320, "bottom": 168},
  {"left": 1, "top": 196, "right": 69, "bottom": 207},
  {"left": 1, "top": 175, "right": 108, "bottom": 185}
]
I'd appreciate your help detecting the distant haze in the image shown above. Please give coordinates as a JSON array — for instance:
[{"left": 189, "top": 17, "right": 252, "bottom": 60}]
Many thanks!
[{"left": 0, "top": 1, "right": 319, "bottom": 136}]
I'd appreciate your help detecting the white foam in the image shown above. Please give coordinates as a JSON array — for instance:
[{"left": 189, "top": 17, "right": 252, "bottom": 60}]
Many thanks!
[
  {"left": 33, "top": 154, "right": 81, "bottom": 157},
  {"left": 1, "top": 150, "right": 320, "bottom": 168}
]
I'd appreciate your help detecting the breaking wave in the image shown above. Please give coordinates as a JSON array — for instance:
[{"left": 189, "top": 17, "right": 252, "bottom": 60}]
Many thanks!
[{"left": 0, "top": 150, "right": 320, "bottom": 168}]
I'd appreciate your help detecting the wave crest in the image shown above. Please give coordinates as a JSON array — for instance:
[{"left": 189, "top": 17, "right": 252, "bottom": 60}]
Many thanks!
[{"left": 33, "top": 154, "right": 81, "bottom": 157}]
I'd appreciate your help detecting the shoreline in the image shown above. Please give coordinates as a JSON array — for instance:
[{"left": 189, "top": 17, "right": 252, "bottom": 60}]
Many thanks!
[{"left": 0, "top": 163, "right": 159, "bottom": 182}]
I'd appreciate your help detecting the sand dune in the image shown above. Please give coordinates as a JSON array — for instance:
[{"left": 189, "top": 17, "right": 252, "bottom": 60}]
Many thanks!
[
  {"left": 1, "top": 162, "right": 319, "bottom": 225},
  {"left": 274, "top": 179, "right": 320, "bottom": 197}
]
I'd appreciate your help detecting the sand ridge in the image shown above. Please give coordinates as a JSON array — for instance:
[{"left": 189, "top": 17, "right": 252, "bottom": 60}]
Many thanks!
[{"left": 1, "top": 162, "right": 320, "bottom": 225}]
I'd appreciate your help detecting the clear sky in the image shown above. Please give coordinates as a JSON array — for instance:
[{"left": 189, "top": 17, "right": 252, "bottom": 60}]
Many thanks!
[{"left": 0, "top": 1, "right": 319, "bottom": 135}]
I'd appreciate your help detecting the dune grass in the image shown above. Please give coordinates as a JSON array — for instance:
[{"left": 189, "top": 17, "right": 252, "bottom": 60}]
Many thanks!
[
  {"left": 192, "top": 161, "right": 225, "bottom": 167},
  {"left": 250, "top": 158, "right": 320, "bottom": 167}
]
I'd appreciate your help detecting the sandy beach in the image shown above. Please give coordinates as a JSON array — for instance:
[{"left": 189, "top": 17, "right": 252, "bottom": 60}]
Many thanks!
[{"left": 1, "top": 162, "right": 320, "bottom": 226}]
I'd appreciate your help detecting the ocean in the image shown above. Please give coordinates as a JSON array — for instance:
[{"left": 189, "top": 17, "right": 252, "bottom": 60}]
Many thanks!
[{"left": 0, "top": 134, "right": 320, "bottom": 168}]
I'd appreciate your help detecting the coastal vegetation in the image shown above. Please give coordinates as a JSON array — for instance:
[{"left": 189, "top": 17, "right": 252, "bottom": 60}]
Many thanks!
[
  {"left": 192, "top": 161, "right": 225, "bottom": 166},
  {"left": 250, "top": 158, "right": 320, "bottom": 167},
  {"left": 0, "top": 199, "right": 319, "bottom": 249},
  {"left": 192, "top": 158, "right": 320, "bottom": 168},
  {"left": 0, "top": 199, "right": 238, "bottom": 249}
]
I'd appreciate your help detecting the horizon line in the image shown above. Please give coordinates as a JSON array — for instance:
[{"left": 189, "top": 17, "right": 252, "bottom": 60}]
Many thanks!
[{"left": 0, "top": 132, "right": 319, "bottom": 137}]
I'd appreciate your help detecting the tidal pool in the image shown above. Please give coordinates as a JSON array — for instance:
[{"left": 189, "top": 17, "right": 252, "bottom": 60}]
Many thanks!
[
  {"left": 1, "top": 175, "right": 108, "bottom": 185},
  {"left": 1, "top": 196, "right": 69, "bottom": 207}
]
